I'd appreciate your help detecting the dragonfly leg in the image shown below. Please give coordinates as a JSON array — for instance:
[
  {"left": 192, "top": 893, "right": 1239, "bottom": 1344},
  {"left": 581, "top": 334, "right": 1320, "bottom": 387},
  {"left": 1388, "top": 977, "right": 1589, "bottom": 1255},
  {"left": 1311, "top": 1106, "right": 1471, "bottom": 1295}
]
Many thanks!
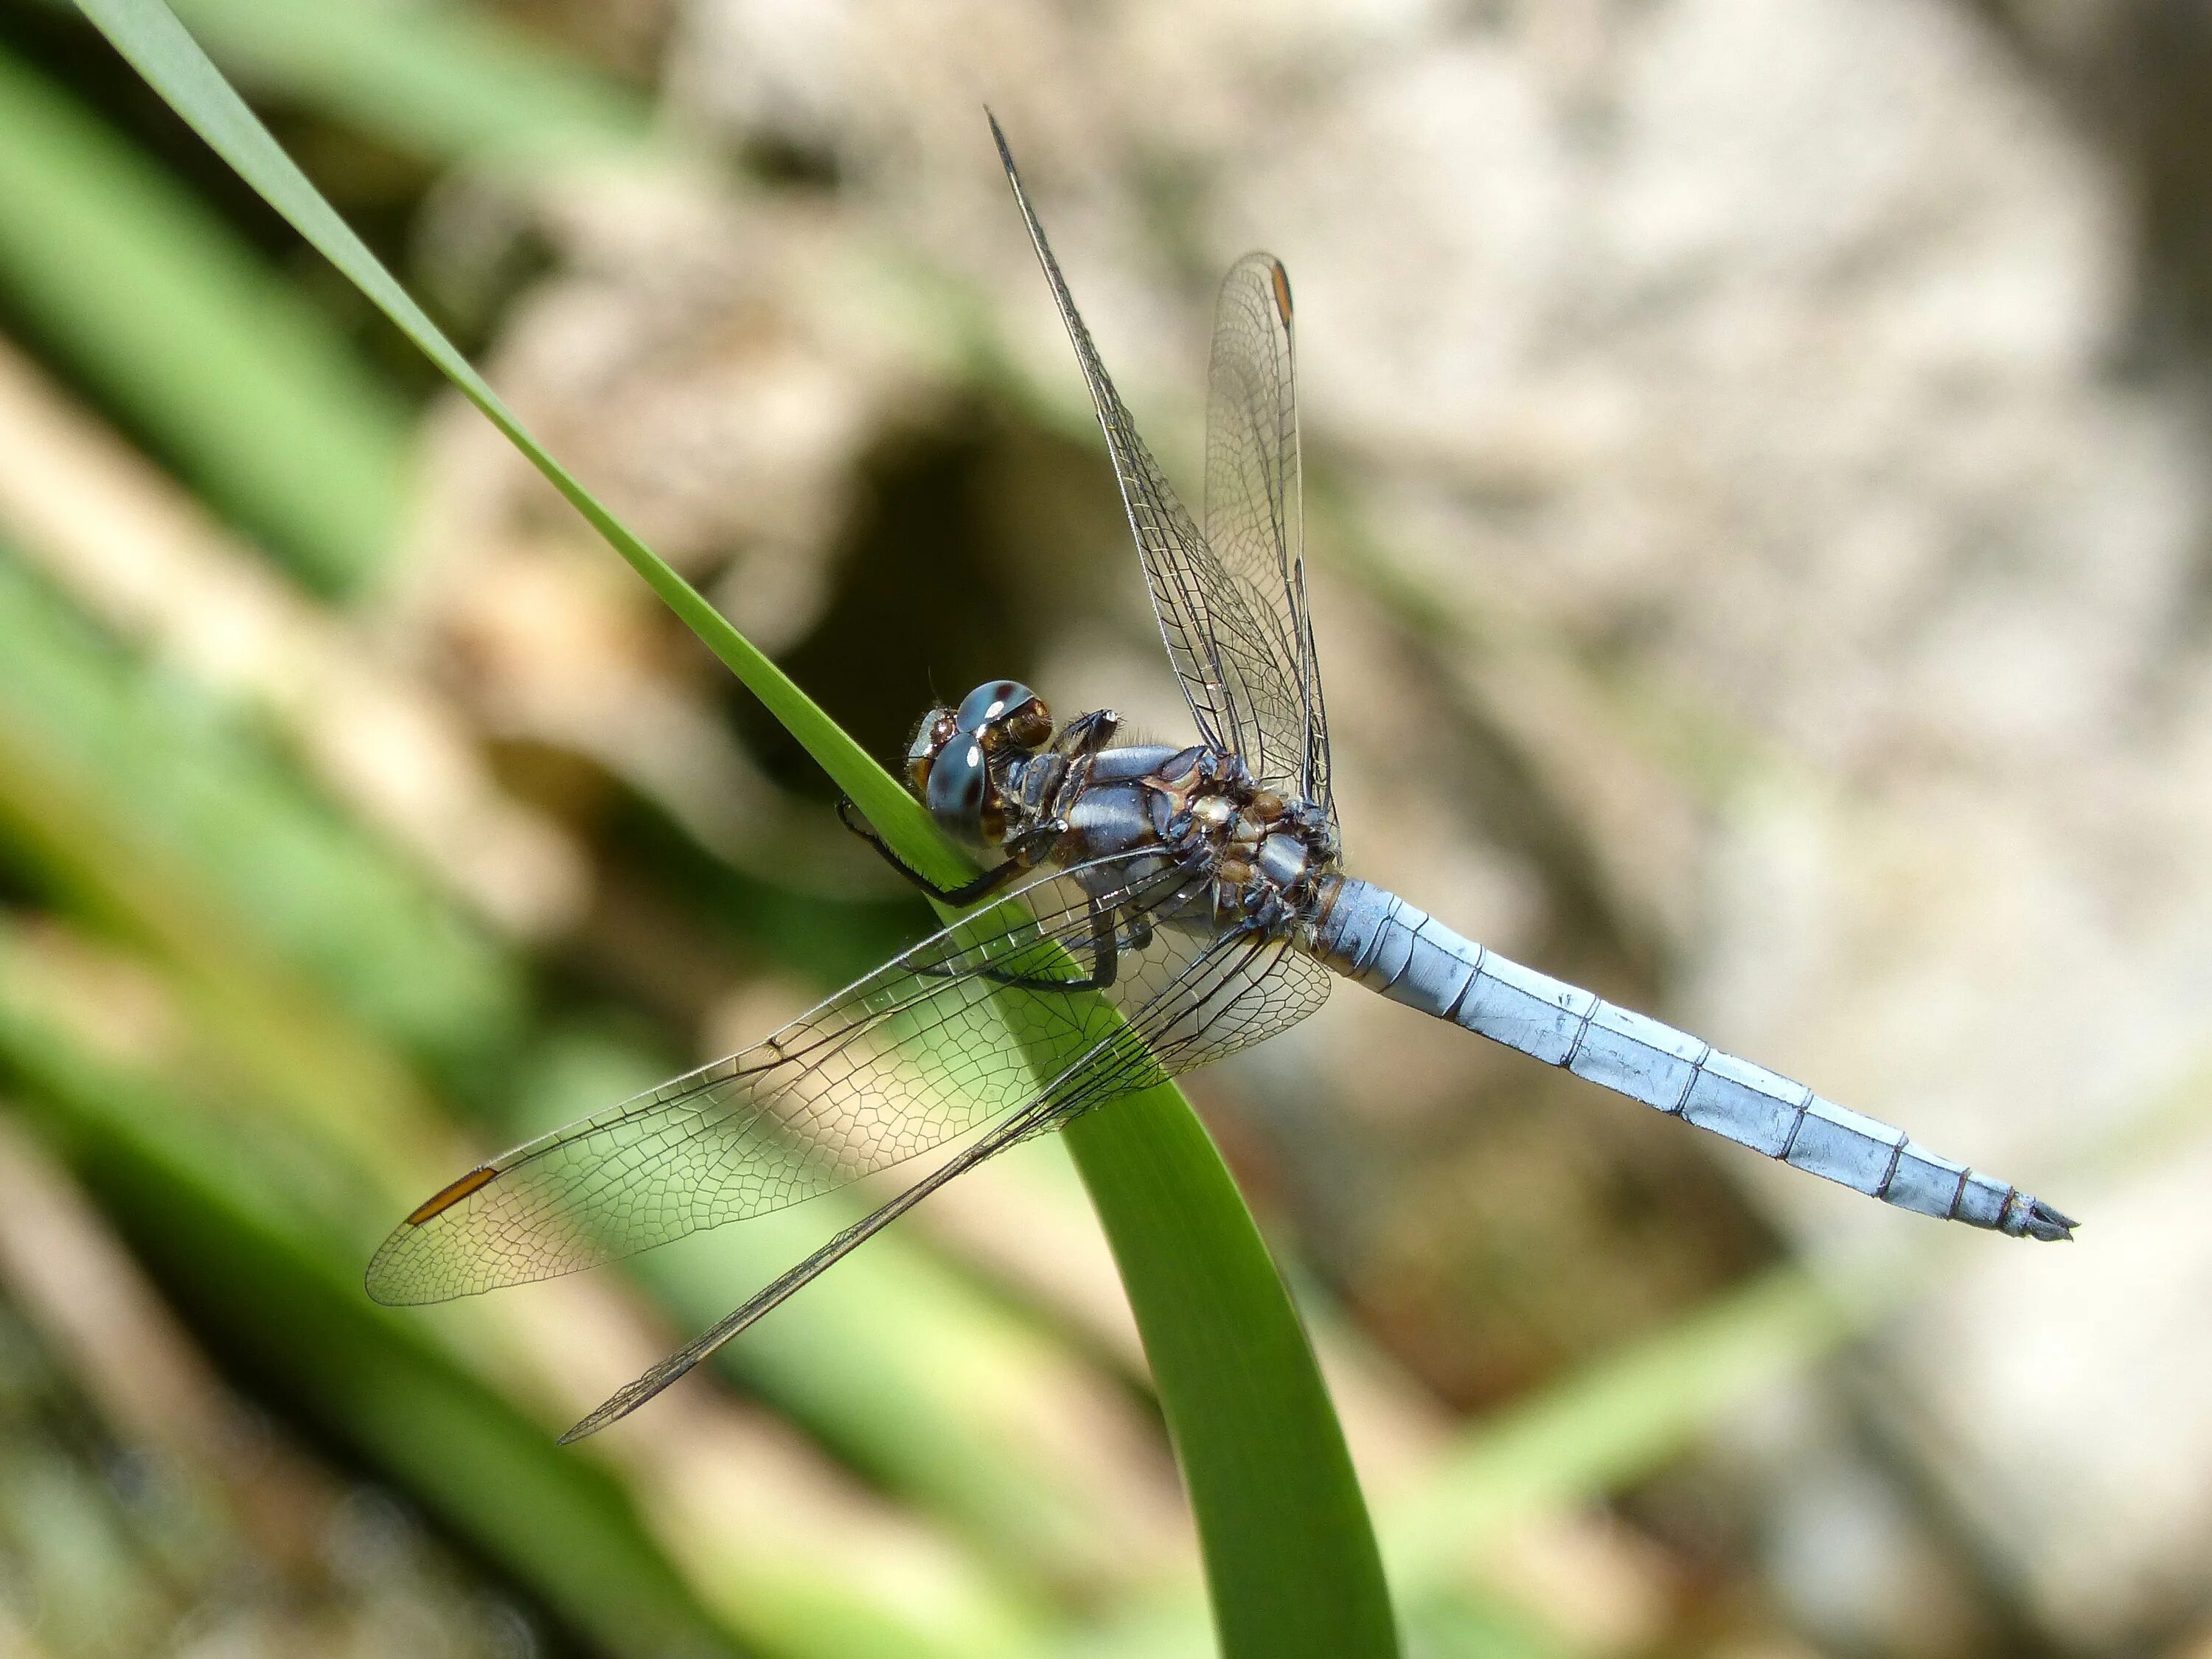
[
  {"left": 835, "top": 796, "right": 1060, "bottom": 906},
  {"left": 969, "top": 899, "right": 1119, "bottom": 990},
  {"left": 1051, "top": 708, "right": 1121, "bottom": 764},
  {"left": 1068, "top": 899, "right": 1121, "bottom": 990},
  {"left": 911, "top": 895, "right": 1124, "bottom": 993}
]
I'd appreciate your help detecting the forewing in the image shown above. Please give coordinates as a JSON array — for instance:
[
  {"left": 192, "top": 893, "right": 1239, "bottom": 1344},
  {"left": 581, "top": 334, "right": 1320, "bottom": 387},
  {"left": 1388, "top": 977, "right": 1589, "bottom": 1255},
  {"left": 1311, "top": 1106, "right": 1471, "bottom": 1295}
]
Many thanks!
[
  {"left": 991, "top": 118, "right": 1307, "bottom": 793},
  {"left": 1206, "top": 253, "right": 1332, "bottom": 819},
  {"left": 560, "top": 920, "right": 1332, "bottom": 1439},
  {"left": 366, "top": 852, "right": 1205, "bottom": 1306}
]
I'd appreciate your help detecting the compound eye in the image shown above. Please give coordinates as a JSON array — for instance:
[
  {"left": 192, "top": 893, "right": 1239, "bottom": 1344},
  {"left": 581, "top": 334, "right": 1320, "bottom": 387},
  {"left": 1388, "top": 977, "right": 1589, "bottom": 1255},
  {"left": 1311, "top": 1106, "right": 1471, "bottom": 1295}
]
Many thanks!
[
  {"left": 954, "top": 680, "right": 1033, "bottom": 734},
  {"left": 925, "top": 737, "right": 992, "bottom": 844},
  {"left": 954, "top": 680, "right": 1051, "bottom": 752}
]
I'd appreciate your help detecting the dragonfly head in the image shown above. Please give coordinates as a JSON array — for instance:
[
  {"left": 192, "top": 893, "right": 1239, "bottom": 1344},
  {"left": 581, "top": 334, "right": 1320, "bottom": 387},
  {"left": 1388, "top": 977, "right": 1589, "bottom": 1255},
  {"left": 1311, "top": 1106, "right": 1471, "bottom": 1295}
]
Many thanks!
[{"left": 906, "top": 681, "right": 1054, "bottom": 847}]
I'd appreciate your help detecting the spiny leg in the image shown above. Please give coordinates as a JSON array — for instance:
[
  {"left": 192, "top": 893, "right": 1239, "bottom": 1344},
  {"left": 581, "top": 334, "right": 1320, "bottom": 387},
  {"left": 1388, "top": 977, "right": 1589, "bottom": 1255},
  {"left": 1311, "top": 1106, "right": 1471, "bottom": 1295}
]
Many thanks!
[
  {"left": 912, "top": 895, "right": 1125, "bottom": 994},
  {"left": 835, "top": 796, "right": 1060, "bottom": 906}
]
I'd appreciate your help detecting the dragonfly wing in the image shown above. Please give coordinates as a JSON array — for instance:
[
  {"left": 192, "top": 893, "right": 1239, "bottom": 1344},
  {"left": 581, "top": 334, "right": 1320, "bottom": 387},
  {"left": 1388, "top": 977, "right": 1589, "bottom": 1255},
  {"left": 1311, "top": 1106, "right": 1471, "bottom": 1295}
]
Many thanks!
[
  {"left": 559, "top": 922, "right": 1332, "bottom": 1439},
  {"left": 1206, "top": 253, "right": 1332, "bottom": 821},
  {"left": 367, "top": 850, "right": 1206, "bottom": 1307},
  {"left": 991, "top": 117, "right": 1307, "bottom": 796}
]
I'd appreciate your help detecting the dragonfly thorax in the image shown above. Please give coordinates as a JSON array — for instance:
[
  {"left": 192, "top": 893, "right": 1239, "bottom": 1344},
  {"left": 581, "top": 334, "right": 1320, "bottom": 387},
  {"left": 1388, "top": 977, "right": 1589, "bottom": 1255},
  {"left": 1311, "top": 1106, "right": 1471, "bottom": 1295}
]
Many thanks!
[
  {"left": 902, "top": 680, "right": 1338, "bottom": 941},
  {"left": 1143, "top": 748, "right": 1340, "bottom": 939}
]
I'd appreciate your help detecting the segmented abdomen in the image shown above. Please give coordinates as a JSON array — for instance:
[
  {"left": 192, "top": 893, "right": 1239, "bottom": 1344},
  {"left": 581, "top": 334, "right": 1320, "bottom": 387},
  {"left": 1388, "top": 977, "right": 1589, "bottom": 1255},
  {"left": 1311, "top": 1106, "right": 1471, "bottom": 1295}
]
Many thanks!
[{"left": 1308, "top": 880, "right": 2072, "bottom": 1240}]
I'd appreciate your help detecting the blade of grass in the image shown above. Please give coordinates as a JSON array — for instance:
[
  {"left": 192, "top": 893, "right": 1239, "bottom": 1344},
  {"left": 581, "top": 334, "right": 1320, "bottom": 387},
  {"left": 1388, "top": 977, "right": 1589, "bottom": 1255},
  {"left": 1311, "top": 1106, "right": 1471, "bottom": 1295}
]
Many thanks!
[
  {"left": 0, "top": 546, "right": 522, "bottom": 1087},
  {"left": 0, "top": 933, "right": 737, "bottom": 1659},
  {"left": 1066, "top": 1088, "right": 1399, "bottom": 1652},
  {"left": 0, "top": 39, "right": 411, "bottom": 591},
  {"left": 1382, "top": 1264, "right": 1874, "bottom": 1583},
  {"left": 0, "top": 526, "right": 1164, "bottom": 1599},
  {"left": 166, "top": 0, "right": 658, "bottom": 164},
  {"left": 0, "top": 708, "right": 1057, "bottom": 1656},
  {"left": 69, "top": 4, "right": 1398, "bottom": 1651}
]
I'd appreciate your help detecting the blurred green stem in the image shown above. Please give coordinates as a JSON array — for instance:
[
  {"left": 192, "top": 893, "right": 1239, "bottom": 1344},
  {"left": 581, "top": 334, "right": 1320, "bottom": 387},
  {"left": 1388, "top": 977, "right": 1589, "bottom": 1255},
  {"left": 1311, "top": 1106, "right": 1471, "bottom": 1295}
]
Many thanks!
[
  {"left": 167, "top": 0, "right": 658, "bottom": 163},
  {"left": 0, "top": 922, "right": 738, "bottom": 1659},
  {"left": 0, "top": 38, "right": 410, "bottom": 591},
  {"left": 68, "top": 2, "right": 1399, "bottom": 1650}
]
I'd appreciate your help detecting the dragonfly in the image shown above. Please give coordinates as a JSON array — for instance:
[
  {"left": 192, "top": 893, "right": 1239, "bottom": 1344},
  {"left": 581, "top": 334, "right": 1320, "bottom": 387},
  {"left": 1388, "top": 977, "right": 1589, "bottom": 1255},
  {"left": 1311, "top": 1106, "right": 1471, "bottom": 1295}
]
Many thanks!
[{"left": 368, "top": 116, "right": 2075, "bottom": 1444}]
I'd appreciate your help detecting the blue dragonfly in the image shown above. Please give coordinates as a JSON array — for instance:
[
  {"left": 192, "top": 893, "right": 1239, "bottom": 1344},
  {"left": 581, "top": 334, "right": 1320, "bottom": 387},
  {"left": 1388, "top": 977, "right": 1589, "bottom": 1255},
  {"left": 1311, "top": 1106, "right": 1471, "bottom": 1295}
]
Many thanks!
[{"left": 369, "top": 117, "right": 2073, "bottom": 1443}]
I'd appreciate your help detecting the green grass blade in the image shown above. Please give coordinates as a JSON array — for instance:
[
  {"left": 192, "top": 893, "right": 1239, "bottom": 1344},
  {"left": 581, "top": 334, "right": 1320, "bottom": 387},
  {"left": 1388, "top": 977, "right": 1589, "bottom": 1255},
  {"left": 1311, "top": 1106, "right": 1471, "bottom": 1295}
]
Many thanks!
[
  {"left": 1384, "top": 1265, "right": 1871, "bottom": 1582},
  {"left": 0, "top": 547, "right": 521, "bottom": 1083},
  {"left": 0, "top": 934, "right": 737, "bottom": 1659},
  {"left": 167, "top": 0, "right": 657, "bottom": 164},
  {"left": 1065, "top": 1091, "right": 1398, "bottom": 1653},
  {"left": 0, "top": 40, "right": 411, "bottom": 591},
  {"left": 66, "top": 0, "right": 926, "bottom": 856},
  {"left": 69, "top": 4, "right": 1399, "bottom": 1650}
]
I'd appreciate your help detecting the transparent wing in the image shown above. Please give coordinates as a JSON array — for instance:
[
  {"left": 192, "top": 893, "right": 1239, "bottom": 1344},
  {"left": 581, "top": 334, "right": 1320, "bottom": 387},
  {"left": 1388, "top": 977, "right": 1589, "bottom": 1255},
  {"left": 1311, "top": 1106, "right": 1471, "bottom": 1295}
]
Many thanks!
[
  {"left": 991, "top": 117, "right": 1310, "bottom": 798},
  {"left": 560, "top": 922, "right": 1331, "bottom": 1439},
  {"left": 1206, "top": 253, "right": 1332, "bottom": 821},
  {"left": 366, "top": 850, "right": 1318, "bottom": 1307}
]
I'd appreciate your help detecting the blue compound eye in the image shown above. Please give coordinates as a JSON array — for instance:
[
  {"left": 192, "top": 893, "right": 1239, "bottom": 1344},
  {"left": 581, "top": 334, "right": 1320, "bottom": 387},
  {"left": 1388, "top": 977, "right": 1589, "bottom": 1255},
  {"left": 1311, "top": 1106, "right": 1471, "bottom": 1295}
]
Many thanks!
[
  {"left": 953, "top": 680, "right": 1051, "bottom": 751},
  {"left": 926, "top": 737, "right": 992, "bottom": 844},
  {"left": 955, "top": 680, "right": 1032, "bottom": 734}
]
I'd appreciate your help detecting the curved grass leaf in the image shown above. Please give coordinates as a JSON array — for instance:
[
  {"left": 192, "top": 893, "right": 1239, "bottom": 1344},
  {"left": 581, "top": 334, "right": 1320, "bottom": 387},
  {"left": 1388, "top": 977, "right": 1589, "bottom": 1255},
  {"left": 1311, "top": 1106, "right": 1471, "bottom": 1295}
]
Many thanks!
[
  {"left": 167, "top": 0, "right": 658, "bottom": 164},
  {"left": 0, "top": 622, "right": 1055, "bottom": 1654},
  {"left": 0, "top": 547, "right": 522, "bottom": 1084},
  {"left": 0, "top": 925, "right": 737, "bottom": 1659},
  {"left": 0, "top": 38, "right": 410, "bottom": 591},
  {"left": 65, "top": 3, "right": 1399, "bottom": 1651}
]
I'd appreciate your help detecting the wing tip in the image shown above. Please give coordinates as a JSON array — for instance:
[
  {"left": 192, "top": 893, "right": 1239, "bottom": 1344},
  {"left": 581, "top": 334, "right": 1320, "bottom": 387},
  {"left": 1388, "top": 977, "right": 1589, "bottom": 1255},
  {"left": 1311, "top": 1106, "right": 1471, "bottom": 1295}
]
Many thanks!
[
  {"left": 362, "top": 1234, "right": 420, "bottom": 1307},
  {"left": 555, "top": 1413, "right": 605, "bottom": 1447},
  {"left": 365, "top": 1164, "right": 499, "bottom": 1306},
  {"left": 560, "top": 1364, "right": 686, "bottom": 1444}
]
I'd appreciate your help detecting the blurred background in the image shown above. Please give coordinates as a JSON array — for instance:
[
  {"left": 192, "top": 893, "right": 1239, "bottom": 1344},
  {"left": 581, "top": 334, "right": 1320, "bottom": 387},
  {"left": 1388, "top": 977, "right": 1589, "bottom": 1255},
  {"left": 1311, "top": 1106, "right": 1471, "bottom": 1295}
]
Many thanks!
[{"left": 0, "top": 0, "right": 2206, "bottom": 1655}]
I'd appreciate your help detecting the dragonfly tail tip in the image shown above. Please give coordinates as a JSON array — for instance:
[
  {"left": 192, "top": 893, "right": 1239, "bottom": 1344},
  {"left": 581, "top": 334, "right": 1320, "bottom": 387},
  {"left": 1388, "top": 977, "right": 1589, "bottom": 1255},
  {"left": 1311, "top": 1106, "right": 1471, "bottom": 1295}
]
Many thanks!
[{"left": 2020, "top": 1196, "right": 2078, "bottom": 1242}]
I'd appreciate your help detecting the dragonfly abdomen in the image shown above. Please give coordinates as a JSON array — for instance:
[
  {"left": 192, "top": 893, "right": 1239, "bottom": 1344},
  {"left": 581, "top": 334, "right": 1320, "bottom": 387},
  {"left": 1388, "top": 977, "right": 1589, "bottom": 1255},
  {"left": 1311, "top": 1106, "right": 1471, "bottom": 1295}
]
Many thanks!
[{"left": 1308, "top": 879, "right": 2074, "bottom": 1241}]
